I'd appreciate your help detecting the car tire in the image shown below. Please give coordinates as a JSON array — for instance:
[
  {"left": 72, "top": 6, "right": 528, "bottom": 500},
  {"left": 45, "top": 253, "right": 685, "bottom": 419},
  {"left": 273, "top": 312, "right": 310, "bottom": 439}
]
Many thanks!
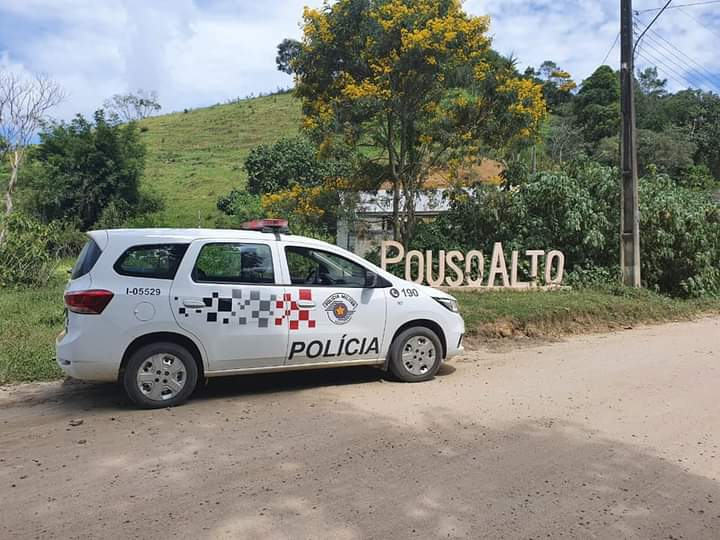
[
  {"left": 122, "top": 342, "right": 198, "bottom": 409},
  {"left": 388, "top": 327, "right": 443, "bottom": 382}
]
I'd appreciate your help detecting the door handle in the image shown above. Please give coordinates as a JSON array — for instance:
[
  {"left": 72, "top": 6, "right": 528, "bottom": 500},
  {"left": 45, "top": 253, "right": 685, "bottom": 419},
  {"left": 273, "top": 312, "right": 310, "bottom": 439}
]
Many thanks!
[
  {"left": 297, "top": 300, "right": 316, "bottom": 309},
  {"left": 183, "top": 298, "right": 207, "bottom": 308}
]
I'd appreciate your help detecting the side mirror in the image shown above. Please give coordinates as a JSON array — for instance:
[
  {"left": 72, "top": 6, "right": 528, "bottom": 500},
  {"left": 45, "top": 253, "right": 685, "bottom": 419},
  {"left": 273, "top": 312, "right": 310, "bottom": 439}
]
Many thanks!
[{"left": 364, "top": 272, "right": 378, "bottom": 288}]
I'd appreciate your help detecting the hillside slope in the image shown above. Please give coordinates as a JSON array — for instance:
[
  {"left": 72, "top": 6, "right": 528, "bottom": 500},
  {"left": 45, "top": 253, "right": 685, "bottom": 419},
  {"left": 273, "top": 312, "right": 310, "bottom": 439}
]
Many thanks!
[{"left": 138, "top": 92, "right": 301, "bottom": 227}]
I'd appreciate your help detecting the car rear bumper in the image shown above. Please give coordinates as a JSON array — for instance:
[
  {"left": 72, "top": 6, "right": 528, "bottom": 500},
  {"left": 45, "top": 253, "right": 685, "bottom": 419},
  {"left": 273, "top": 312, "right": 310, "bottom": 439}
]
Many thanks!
[{"left": 56, "top": 331, "right": 120, "bottom": 382}]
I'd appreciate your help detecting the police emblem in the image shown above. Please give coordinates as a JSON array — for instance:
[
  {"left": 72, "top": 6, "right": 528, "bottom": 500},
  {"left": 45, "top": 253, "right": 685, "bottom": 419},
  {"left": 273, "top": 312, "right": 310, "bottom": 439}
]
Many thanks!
[{"left": 322, "top": 292, "right": 358, "bottom": 325}]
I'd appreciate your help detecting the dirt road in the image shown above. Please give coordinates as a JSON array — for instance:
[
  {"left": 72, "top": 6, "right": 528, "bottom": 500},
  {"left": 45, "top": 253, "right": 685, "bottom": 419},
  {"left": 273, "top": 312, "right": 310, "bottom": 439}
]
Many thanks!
[{"left": 1, "top": 318, "right": 719, "bottom": 539}]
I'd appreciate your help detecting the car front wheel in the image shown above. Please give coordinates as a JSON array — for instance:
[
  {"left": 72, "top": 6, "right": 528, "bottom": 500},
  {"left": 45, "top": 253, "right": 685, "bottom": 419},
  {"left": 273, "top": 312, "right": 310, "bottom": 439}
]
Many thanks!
[
  {"left": 388, "top": 327, "right": 443, "bottom": 382},
  {"left": 122, "top": 342, "right": 198, "bottom": 409}
]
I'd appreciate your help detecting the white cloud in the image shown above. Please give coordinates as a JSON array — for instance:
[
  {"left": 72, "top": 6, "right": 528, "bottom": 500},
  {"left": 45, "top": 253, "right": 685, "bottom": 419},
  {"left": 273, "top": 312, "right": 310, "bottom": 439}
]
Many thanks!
[{"left": 1, "top": 0, "right": 718, "bottom": 121}]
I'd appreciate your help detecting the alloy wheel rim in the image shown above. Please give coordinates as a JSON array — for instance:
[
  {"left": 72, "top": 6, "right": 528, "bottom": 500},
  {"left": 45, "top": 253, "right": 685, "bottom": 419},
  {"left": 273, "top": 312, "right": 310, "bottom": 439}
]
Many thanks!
[
  {"left": 401, "top": 335, "right": 436, "bottom": 376},
  {"left": 136, "top": 353, "right": 187, "bottom": 401}
]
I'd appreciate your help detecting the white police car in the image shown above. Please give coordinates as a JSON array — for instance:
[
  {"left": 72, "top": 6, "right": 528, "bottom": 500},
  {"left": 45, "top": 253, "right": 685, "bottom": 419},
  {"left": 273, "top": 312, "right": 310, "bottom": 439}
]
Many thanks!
[{"left": 57, "top": 220, "right": 465, "bottom": 408}]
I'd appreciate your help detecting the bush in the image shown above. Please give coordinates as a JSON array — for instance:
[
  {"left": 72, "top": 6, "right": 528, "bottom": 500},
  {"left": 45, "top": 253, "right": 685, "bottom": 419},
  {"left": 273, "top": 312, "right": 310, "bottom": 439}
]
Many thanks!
[
  {"left": 0, "top": 213, "right": 60, "bottom": 288},
  {"left": 244, "top": 137, "right": 327, "bottom": 195},
  {"left": 216, "top": 189, "right": 264, "bottom": 224},
  {"left": 26, "top": 110, "right": 155, "bottom": 230},
  {"left": 434, "top": 163, "right": 720, "bottom": 297},
  {"left": 639, "top": 175, "right": 720, "bottom": 297}
]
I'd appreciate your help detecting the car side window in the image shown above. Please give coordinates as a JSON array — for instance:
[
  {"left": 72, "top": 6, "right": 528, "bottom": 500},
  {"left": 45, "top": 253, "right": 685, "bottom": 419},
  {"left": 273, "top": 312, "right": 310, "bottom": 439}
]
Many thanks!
[
  {"left": 285, "top": 246, "right": 368, "bottom": 288},
  {"left": 114, "top": 244, "right": 189, "bottom": 280},
  {"left": 193, "top": 243, "right": 275, "bottom": 284}
]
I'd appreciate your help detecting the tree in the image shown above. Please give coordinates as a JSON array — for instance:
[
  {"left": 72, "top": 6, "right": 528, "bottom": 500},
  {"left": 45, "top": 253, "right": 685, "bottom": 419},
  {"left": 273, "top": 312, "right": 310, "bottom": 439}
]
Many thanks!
[
  {"left": 103, "top": 89, "right": 161, "bottom": 122},
  {"left": 289, "top": 0, "right": 546, "bottom": 246},
  {"left": 243, "top": 136, "right": 343, "bottom": 195},
  {"left": 28, "top": 110, "right": 156, "bottom": 229},
  {"left": 217, "top": 189, "right": 264, "bottom": 223},
  {"left": 0, "top": 71, "right": 65, "bottom": 243},
  {"left": 276, "top": 39, "right": 302, "bottom": 75},
  {"left": 544, "top": 112, "right": 585, "bottom": 164},
  {"left": 573, "top": 65, "right": 620, "bottom": 146},
  {"left": 527, "top": 61, "right": 577, "bottom": 110},
  {"left": 635, "top": 67, "right": 668, "bottom": 131},
  {"left": 637, "top": 67, "right": 667, "bottom": 97},
  {"left": 662, "top": 90, "right": 720, "bottom": 180},
  {"left": 637, "top": 126, "right": 696, "bottom": 178}
]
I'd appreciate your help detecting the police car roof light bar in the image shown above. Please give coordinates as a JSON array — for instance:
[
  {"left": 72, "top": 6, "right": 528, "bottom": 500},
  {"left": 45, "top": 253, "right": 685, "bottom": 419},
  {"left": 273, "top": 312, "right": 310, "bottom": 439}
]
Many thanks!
[{"left": 241, "top": 218, "right": 289, "bottom": 233}]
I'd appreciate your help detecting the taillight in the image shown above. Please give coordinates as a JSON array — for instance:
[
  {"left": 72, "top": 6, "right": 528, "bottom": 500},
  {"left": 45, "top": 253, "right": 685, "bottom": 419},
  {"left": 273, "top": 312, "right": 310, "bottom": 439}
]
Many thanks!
[{"left": 64, "top": 290, "right": 114, "bottom": 314}]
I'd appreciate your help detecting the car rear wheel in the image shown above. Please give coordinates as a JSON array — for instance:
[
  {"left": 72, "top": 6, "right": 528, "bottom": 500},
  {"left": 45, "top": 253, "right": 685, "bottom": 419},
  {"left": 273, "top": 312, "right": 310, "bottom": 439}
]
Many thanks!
[
  {"left": 122, "top": 342, "right": 198, "bottom": 409},
  {"left": 388, "top": 327, "right": 443, "bottom": 382}
]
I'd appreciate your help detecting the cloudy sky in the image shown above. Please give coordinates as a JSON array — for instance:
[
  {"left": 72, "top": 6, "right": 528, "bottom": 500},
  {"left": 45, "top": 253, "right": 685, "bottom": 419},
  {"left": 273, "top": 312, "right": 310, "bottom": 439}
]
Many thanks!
[{"left": 1, "top": 0, "right": 718, "bottom": 120}]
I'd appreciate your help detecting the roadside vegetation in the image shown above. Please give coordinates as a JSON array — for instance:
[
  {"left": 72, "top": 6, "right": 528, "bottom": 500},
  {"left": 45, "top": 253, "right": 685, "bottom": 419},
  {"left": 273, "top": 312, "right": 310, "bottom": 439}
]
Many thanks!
[
  {"left": 2, "top": 279, "right": 718, "bottom": 384},
  {"left": 455, "top": 288, "right": 720, "bottom": 340}
]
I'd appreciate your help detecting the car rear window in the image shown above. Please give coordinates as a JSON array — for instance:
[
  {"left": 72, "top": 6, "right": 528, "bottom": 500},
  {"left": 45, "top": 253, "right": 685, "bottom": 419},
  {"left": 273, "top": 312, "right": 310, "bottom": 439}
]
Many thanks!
[
  {"left": 114, "top": 244, "right": 189, "bottom": 280},
  {"left": 193, "top": 243, "right": 275, "bottom": 284},
  {"left": 71, "top": 239, "right": 102, "bottom": 280}
]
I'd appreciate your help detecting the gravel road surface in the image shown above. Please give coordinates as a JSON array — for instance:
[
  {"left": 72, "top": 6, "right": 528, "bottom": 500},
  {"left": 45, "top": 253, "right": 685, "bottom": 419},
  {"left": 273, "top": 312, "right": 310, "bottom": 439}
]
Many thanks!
[{"left": 1, "top": 318, "right": 719, "bottom": 539}]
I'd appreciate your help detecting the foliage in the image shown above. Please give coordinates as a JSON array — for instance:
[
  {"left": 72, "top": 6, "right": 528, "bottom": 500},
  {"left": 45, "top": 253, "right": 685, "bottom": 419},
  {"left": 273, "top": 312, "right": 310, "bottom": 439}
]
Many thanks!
[
  {"left": 289, "top": 0, "right": 547, "bottom": 245},
  {"left": 542, "top": 109, "right": 585, "bottom": 164},
  {"left": 432, "top": 163, "right": 720, "bottom": 297},
  {"left": 26, "top": 110, "right": 158, "bottom": 230},
  {"left": 524, "top": 60, "right": 577, "bottom": 111},
  {"left": 637, "top": 126, "right": 696, "bottom": 178},
  {"left": 103, "top": 89, "right": 161, "bottom": 122},
  {"left": 216, "top": 189, "right": 264, "bottom": 223},
  {"left": 572, "top": 65, "right": 620, "bottom": 146},
  {"left": 244, "top": 136, "right": 342, "bottom": 195},
  {"left": 0, "top": 212, "right": 60, "bottom": 287},
  {"left": 662, "top": 89, "right": 720, "bottom": 180},
  {"left": 639, "top": 174, "right": 720, "bottom": 297},
  {"left": 260, "top": 179, "right": 343, "bottom": 239},
  {"left": 276, "top": 38, "right": 302, "bottom": 74}
]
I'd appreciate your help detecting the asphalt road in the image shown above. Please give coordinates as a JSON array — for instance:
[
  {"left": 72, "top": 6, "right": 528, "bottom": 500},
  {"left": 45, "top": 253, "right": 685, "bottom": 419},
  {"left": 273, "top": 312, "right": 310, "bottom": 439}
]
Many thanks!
[{"left": 1, "top": 318, "right": 719, "bottom": 539}]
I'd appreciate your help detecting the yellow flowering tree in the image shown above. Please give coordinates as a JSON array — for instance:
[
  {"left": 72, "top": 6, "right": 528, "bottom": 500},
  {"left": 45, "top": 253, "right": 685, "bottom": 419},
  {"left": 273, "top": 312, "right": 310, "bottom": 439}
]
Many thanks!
[{"left": 290, "top": 0, "right": 547, "bottom": 246}]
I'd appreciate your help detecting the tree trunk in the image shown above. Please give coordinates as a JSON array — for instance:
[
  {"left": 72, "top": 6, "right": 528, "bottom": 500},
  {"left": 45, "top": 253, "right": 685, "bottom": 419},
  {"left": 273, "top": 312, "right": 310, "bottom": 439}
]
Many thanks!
[
  {"left": 0, "top": 150, "right": 21, "bottom": 245},
  {"left": 531, "top": 145, "right": 537, "bottom": 174},
  {"left": 392, "top": 179, "right": 400, "bottom": 242}
]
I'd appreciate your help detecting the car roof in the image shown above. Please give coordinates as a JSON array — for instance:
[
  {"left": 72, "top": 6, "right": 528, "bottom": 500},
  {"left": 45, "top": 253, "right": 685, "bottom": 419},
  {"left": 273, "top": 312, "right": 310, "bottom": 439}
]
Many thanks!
[{"left": 89, "top": 228, "right": 335, "bottom": 249}]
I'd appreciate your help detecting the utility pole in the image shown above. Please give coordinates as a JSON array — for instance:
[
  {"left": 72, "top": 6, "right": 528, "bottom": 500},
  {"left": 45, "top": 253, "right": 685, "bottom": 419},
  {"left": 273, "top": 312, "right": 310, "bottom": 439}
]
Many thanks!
[{"left": 620, "top": 0, "right": 641, "bottom": 287}]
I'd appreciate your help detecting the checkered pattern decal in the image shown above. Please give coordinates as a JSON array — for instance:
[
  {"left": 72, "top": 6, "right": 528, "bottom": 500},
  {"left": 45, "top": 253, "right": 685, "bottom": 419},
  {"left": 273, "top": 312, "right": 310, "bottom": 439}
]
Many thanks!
[{"left": 176, "top": 288, "right": 315, "bottom": 330}]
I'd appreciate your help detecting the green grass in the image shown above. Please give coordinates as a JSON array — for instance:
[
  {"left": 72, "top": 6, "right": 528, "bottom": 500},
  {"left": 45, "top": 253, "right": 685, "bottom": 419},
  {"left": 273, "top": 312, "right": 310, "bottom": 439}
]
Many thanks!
[
  {"left": 1, "top": 282, "right": 718, "bottom": 384},
  {"left": 139, "top": 92, "right": 301, "bottom": 227},
  {"left": 454, "top": 288, "right": 720, "bottom": 338},
  {"left": 0, "top": 277, "right": 65, "bottom": 383}
]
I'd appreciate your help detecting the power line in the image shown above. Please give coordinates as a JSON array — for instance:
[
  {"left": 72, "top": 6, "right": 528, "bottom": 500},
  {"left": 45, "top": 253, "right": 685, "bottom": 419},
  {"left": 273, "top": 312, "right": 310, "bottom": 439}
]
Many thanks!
[
  {"left": 601, "top": 32, "right": 621, "bottom": 65},
  {"left": 633, "top": 0, "right": 674, "bottom": 59},
  {"left": 633, "top": 19, "right": 720, "bottom": 89},
  {"left": 635, "top": 48, "right": 701, "bottom": 89},
  {"left": 636, "top": 0, "right": 720, "bottom": 13},
  {"left": 634, "top": 33, "right": 712, "bottom": 88},
  {"left": 676, "top": 6, "right": 720, "bottom": 41},
  {"left": 642, "top": 28, "right": 720, "bottom": 88}
]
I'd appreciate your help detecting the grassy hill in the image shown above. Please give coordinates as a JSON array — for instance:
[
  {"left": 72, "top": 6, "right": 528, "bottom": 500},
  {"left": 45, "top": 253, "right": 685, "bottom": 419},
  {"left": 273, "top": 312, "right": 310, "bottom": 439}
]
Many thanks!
[{"left": 138, "top": 91, "right": 301, "bottom": 227}]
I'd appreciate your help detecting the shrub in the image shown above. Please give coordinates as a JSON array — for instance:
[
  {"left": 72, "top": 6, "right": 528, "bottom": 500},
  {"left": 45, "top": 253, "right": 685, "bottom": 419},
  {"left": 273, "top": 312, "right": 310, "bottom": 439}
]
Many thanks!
[
  {"left": 0, "top": 213, "right": 60, "bottom": 288},
  {"left": 216, "top": 189, "right": 264, "bottom": 224},
  {"left": 244, "top": 137, "right": 327, "bottom": 195},
  {"left": 639, "top": 175, "right": 720, "bottom": 297},
  {"left": 434, "top": 163, "right": 720, "bottom": 297},
  {"left": 26, "top": 110, "right": 155, "bottom": 230}
]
